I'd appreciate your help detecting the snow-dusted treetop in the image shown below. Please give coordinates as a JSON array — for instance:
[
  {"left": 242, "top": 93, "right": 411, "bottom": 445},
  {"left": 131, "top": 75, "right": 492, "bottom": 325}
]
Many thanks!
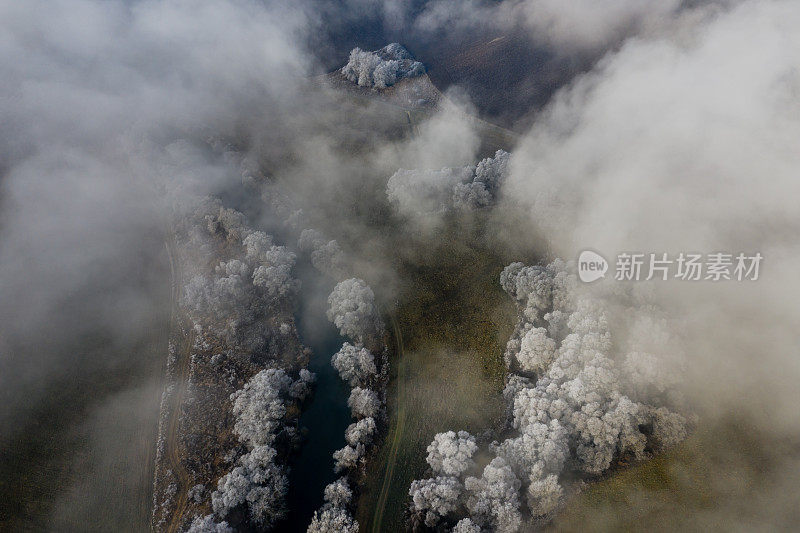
[
  {"left": 387, "top": 150, "right": 510, "bottom": 218},
  {"left": 181, "top": 205, "right": 300, "bottom": 351},
  {"left": 307, "top": 506, "right": 359, "bottom": 533},
  {"left": 332, "top": 342, "right": 377, "bottom": 387},
  {"left": 327, "top": 278, "right": 384, "bottom": 342},
  {"left": 298, "top": 229, "right": 346, "bottom": 279},
  {"left": 464, "top": 457, "right": 522, "bottom": 533},
  {"left": 211, "top": 444, "right": 288, "bottom": 526},
  {"left": 387, "top": 167, "right": 471, "bottom": 217},
  {"left": 347, "top": 386, "right": 380, "bottom": 419},
  {"left": 409, "top": 475, "right": 463, "bottom": 528},
  {"left": 453, "top": 518, "right": 482, "bottom": 533},
  {"left": 341, "top": 43, "right": 425, "bottom": 89},
  {"left": 426, "top": 430, "right": 478, "bottom": 477},
  {"left": 345, "top": 416, "right": 377, "bottom": 447},
  {"left": 323, "top": 477, "right": 353, "bottom": 508},
  {"left": 186, "top": 515, "right": 233, "bottom": 533},
  {"left": 230, "top": 368, "right": 292, "bottom": 447}
]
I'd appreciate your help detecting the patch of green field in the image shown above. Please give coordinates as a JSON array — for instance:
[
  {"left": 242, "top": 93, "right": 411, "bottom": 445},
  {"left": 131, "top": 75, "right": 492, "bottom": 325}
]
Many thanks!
[
  {"left": 356, "top": 214, "right": 527, "bottom": 532},
  {"left": 549, "top": 420, "right": 800, "bottom": 532}
]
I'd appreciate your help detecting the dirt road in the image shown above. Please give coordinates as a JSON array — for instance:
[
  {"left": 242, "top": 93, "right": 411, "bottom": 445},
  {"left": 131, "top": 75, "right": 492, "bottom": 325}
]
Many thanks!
[{"left": 371, "top": 317, "right": 407, "bottom": 533}]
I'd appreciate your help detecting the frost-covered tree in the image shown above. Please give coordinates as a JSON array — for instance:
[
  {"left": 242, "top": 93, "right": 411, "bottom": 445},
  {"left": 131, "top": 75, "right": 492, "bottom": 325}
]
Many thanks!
[
  {"left": 310, "top": 280, "right": 386, "bottom": 524},
  {"left": 176, "top": 198, "right": 311, "bottom": 531},
  {"left": 243, "top": 231, "right": 274, "bottom": 262},
  {"left": 307, "top": 506, "right": 359, "bottom": 533},
  {"left": 544, "top": 310, "right": 569, "bottom": 343},
  {"left": 332, "top": 443, "right": 365, "bottom": 473},
  {"left": 203, "top": 202, "right": 247, "bottom": 242},
  {"left": 341, "top": 43, "right": 424, "bottom": 89},
  {"left": 252, "top": 262, "right": 297, "bottom": 299},
  {"left": 347, "top": 387, "right": 380, "bottom": 419},
  {"left": 452, "top": 150, "right": 510, "bottom": 209},
  {"left": 323, "top": 477, "right": 353, "bottom": 508},
  {"left": 499, "top": 263, "right": 553, "bottom": 323},
  {"left": 515, "top": 327, "right": 556, "bottom": 374},
  {"left": 327, "top": 279, "right": 384, "bottom": 342},
  {"left": 409, "top": 475, "right": 463, "bottom": 527},
  {"left": 426, "top": 430, "right": 478, "bottom": 477},
  {"left": 311, "top": 240, "right": 345, "bottom": 278},
  {"left": 464, "top": 457, "right": 522, "bottom": 532},
  {"left": 187, "top": 515, "right": 233, "bottom": 533},
  {"left": 410, "top": 259, "right": 689, "bottom": 528},
  {"left": 526, "top": 473, "right": 563, "bottom": 516},
  {"left": 211, "top": 445, "right": 288, "bottom": 525},
  {"left": 231, "top": 368, "right": 292, "bottom": 447},
  {"left": 386, "top": 151, "right": 510, "bottom": 218},
  {"left": 213, "top": 368, "right": 310, "bottom": 527},
  {"left": 298, "top": 229, "right": 346, "bottom": 279},
  {"left": 453, "top": 518, "right": 482, "bottom": 533},
  {"left": 181, "top": 207, "right": 300, "bottom": 351},
  {"left": 289, "top": 368, "right": 317, "bottom": 401},
  {"left": 345, "top": 417, "right": 377, "bottom": 447},
  {"left": 307, "top": 479, "right": 359, "bottom": 532},
  {"left": 651, "top": 406, "right": 689, "bottom": 449},
  {"left": 492, "top": 420, "right": 568, "bottom": 484},
  {"left": 503, "top": 262, "right": 686, "bottom": 503},
  {"left": 332, "top": 342, "right": 377, "bottom": 387}
]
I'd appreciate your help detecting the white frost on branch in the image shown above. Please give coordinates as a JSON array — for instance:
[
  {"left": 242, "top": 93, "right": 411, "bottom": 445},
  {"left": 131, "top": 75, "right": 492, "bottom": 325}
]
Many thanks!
[
  {"left": 231, "top": 368, "right": 292, "bottom": 447},
  {"left": 386, "top": 150, "right": 510, "bottom": 218},
  {"left": 453, "top": 518, "right": 482, "bottom": 533},
  {"left": 327, "top": 278, "right": 384, "bottom": 343},
  {"left": 186, "top": 515, "right": 233, "bottom": 533},
  {"left": 426, "top": 430, "right": 478, "bottom": 477},
  {"left": 347, "top": 387, "right": 380, "bottom": 419},
  {"left": 332, "top": 342, "right": 377, "bottom": 387},
  {"left": 345, "top": 417, "right": 377, "bottom": 447},
  {"left": 464, "top": 457, "right": 522, "bottom": 533},
  {"left": 341, "top": 43, "right": 424, "bottom": 89},
  {"left": 211, "top": 445, "right": 288, "bottom": 525},
  {"left": 409, "top": 475, "right": 464, "bottom": 527},
  {"left": 323, "top": 477, "right": 353, "bottom": 507},
  {"left": 307, "top": 506, "right": 359, "bottom": 533}
]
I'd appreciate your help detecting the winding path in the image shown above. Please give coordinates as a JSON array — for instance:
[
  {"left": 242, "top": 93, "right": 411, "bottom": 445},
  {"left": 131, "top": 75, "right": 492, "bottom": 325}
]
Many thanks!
[
  {"left": 372, "top": 317, "right": 407, "bottom": 533},
  {"left": 162, "top": 238, "right": 193, "bottom": 533}
]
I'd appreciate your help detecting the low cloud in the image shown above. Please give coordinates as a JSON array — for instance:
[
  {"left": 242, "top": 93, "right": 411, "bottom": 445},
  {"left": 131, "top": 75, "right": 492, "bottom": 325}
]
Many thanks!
[{"left": 503, "top": 0, "right": 800, "bottom": 444}]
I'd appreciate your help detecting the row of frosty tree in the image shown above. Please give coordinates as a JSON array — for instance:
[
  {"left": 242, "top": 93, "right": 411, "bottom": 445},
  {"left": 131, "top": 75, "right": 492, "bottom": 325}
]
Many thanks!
[
  {"left": 178, "top": 198, "right": 314, "bottom": 533},
  {"left": 307, "top": 277, "right": 388, "bottom": 532},
  {"left": 408, "top": 259, "right": 691, "bottom": 532}
]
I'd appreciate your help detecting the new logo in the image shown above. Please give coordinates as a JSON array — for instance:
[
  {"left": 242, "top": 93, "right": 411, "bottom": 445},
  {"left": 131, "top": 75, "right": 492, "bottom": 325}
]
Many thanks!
[{"left": 578, "top": 250, "right": 608, "bottom": 283}]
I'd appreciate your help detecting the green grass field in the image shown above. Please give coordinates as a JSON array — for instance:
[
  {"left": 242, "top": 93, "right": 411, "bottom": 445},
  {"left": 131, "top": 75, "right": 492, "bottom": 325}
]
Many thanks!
[
  {"left": 355, "top": 214, "right": 527, "bottom": 532},
  {"left": 549, "top": 419, "right": 800, "bottom": 532}
]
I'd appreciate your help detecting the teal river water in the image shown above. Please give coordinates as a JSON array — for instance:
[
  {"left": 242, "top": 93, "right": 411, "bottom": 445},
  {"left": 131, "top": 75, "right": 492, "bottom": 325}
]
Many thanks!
[{"left": 282, "top": 258, "right": 353, "bottom": 531}]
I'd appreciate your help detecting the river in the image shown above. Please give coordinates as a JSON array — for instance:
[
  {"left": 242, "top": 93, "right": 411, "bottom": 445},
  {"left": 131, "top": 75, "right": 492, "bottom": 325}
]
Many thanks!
[{"left": 282, "top": 258, "right": 353, "bottom": 532}]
